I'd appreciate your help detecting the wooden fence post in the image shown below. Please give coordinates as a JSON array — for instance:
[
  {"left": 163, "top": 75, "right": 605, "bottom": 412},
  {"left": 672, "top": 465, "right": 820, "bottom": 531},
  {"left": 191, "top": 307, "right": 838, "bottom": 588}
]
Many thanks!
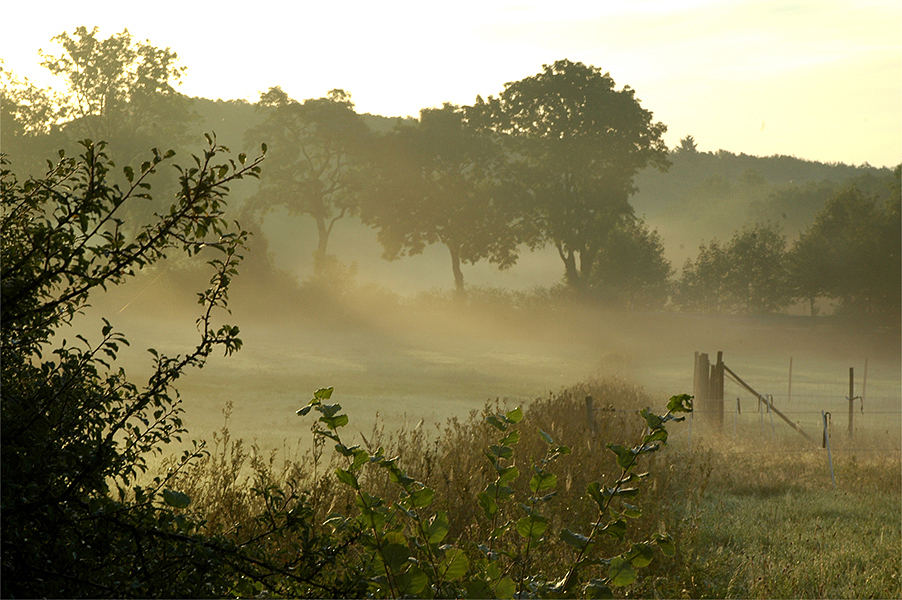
[
  {"left": 848, "top": 367, "right": 854, "bottom": 438},
  {"left": 788, "top": 357, "right": 793, "bottom": 404},
  {"left": 710, "top": 351, "right": 725, "bottom": 430}
]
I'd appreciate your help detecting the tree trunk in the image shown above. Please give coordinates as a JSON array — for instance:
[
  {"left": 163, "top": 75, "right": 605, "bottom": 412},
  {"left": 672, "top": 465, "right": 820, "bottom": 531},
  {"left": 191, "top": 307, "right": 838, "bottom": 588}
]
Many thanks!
[
  {"left": 448, "top": 244, "right": 465, "bottom": 297},
  {"left": 313, "top": 217, "right": 331, "bottom": 273}
]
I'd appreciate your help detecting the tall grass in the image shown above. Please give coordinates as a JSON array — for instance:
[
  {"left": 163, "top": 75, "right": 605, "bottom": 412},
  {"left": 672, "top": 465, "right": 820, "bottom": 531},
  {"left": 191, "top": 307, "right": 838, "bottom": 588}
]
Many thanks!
[{"left": 166, "top": 379, "right": 900, "bottom": 598}]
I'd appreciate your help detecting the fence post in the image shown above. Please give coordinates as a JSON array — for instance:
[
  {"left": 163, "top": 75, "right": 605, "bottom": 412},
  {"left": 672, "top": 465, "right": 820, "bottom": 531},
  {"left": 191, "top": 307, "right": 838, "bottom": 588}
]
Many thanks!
[
  {"left": 862, "top": 358, "right": 868, "bottom": 413},
  {"left": 711, "top": 351, "right": 725, "bottom": 430},
  {"left": 822, "top": 411, "right": 836, "bottom": 488},
  {"left": 788, "top": 356, "right": 793, "bottom": 404},
  {"left": 848, "top": 367, "right": 854, "bottom": 438}
]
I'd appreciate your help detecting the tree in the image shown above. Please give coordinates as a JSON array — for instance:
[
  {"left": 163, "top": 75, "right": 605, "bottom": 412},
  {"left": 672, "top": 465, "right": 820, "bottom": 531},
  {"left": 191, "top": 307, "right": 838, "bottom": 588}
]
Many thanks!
[
  {"left": 470, "top": 59, "right": 670, "bottom": 290},
  {"left": 585, "top": 219, "right": 672, "bottom": 309},
  {"left": 722, "top": 224, "right": 790, "bottom": 313},
  {"left": 676, "top": 224, "right": 790, "bottom": 313},
  {"left": 247, "top": 87, "right": 370, "bottom": 273},
  {"left": 362, "top": 104, "right": 522, "bottom": 295},
  {"left": 0, "top": 66, "right": 67, "bottom": 175},
  {"left": 674, "top": 135, "right": 698, "bottom": 155},
  {"left": 789, "top": 173, "right": 901, "bottom": 317},
  {"left": 37, "top": 26, "right": 195, "bottom": 165}
]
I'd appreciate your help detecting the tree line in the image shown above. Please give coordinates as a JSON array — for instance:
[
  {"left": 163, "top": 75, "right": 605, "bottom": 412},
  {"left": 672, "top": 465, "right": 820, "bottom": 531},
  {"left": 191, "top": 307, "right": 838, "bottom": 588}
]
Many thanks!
[{"left": 3, "top": 26, "right": 899, "bottom": 318}]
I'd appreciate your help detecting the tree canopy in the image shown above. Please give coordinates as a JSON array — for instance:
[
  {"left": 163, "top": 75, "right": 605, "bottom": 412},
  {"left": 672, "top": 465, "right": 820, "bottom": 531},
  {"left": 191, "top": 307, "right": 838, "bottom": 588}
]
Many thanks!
[
  {"left": 470, "top": 59, "right": 670, "bottom": 289},
  {"left": 247, "top": 87, "right": 370, "bottom": 272},
  {"left": 362, "top": 104, "right": 523, "bottom": 294}
]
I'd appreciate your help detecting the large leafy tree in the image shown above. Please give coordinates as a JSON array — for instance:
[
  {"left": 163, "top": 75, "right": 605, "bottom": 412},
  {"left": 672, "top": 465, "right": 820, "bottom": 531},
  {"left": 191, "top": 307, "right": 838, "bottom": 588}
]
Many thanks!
[
  {"left": 39, "top": 26, "right": 194, "bottom": 154},
  {"left": 677, "top": 224, "right": 790, "bottom": 313},
  {"left": 470, "top": 59, "right": 670, "bottom": 290},
  {"left": 789, "top": 172, "right": 901, "bottom": 317},
  {"left": 586, "top": 219, "right": 672, "bottom": 309},
  {"left": 362, "top": 104, "right": 522, "bottom": 295},
  {"left": 246, "top": 87, "right": 370, "bottom": 272}
]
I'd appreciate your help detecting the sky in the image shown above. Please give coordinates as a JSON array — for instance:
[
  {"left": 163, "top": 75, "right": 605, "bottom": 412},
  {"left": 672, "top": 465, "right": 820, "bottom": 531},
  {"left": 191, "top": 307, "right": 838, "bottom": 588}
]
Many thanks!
[{"left": 2, "top": 0, "right": 900, "bottom": 167}]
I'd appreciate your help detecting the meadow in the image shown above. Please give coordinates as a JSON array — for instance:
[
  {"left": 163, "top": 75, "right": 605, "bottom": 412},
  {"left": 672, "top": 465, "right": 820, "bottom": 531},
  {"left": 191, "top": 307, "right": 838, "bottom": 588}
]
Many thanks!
[{"left": 69, "top": 267, "right": 901, "bottom": 598}]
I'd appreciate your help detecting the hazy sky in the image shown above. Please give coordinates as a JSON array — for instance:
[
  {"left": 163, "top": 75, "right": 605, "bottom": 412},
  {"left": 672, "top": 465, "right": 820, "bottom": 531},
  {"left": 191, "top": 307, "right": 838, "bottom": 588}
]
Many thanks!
[{"left": 2, "top": 0, "right": 900, "bottom": 167}]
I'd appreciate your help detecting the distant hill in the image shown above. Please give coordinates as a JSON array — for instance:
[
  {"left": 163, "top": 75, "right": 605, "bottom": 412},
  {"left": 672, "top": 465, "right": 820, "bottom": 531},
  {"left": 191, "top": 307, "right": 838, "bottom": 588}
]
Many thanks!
[{"left": 632, "top": 148, "right": 894, "bottom": 266}]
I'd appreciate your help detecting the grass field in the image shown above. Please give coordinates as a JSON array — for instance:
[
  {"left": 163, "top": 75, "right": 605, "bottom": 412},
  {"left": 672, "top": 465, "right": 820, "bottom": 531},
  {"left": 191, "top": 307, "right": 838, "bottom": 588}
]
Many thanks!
[{"left": 71, "top": 271, "right": 901, "bottom": 597}]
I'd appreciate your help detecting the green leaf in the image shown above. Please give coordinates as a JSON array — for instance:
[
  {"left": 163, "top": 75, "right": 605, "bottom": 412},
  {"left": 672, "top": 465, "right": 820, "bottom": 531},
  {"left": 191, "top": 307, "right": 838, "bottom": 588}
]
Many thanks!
[
  {"left": 654, "top": 533, "right": 676, "bottom": 556},
  {"left": 640, "top": 407, "right": 663, "bottom": 430},
  {"left": 627, "top": 543, "right": 655, "bottom": 568},
  {"left": 296, "top": 404, "right": 313, "bottom": 416},
  {"left": 587, "top": 481, "right": 605, "bottom": 508},
  {"left": 399, "top": 566, "right": 428, "bottom": 595},
  {"left": 607, "top": 443, "right": 636, "bottom": 470},
  {"left": 321, "top": 414, "right": 349, "bottom": 429},
  {"left": 478, "top": 492, "right": 498, "bottom": 518},
  {"left": 335, "top": 468, "right": 359, "bottom": 489},
  {"left": 381, "top": 543, "right": 410, "bottom": 571},
  {"left": 320, "top": 403, "right": 342, "bottom": 418},
  {"left": 560, "top": 528, "right": 591, "bottom": 549},
  {"left": 500, "top": 430, "right": 520, "bottom": 446},
  {"left": 426, "top": 511, "right": 449, "bottom": 544},
  {"left": 516, "top": 514, "right": 548, "bottom": 540},
  {"left": 608, "top": 555, "right": 637, "bottom": 587},
  {"left": 529, "top": 470, "right": 557, "bottom": 493},
  {"left": 643, "top": 428, "right": 668, "bottom": 445},
  {"left": 622, "top": 502, "right": 642, "bottom": 519},
  {"left": 162, "top": 489, "right": 190, "bottom": 509},
  {"left": 666, "top": 393, "right": 693, "bottom": 413},
  {"left": 439, "top": 547, "right": 469, "bottom": 581},
  {"left": 410, "top": 486, "right": 435, "bottom": 508},
  {"left": 497, "top": 465, "right": 519, "bottom": 484},
  {"left": 600, "top": 518, "right": 627, "bottom": 540},
  {"left": 539, "top": 429, "right": 554, "bottom": 444},
  {"left": 486, "top": 415, "right": 507, "bottom": 431},
  {"left": 505, "top": 406, "right": 523, "bottom": 423},
  {"left": 494, "top": 577, "right": 516, "bottom": 599},
  {"left": 489, "top": 445, "right": 513, "bottom": 459},
  {"left": 584, "top": 579, "right": 614, "bottom": 599},
  {"left": 314, "top": 387, "right": 334, "bottom": 400}
]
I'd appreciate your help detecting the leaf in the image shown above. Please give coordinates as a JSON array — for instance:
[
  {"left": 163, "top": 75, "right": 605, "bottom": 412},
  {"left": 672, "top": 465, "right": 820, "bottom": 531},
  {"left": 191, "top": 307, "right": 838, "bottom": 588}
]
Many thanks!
[
  {"left": 486, "top": 415, "right": 507, "bottom": 431},
  {"left": 426, "top": 511, "right": 449, "bottom": 544},
  {"left": 607, "top": 443, "right": 636, "bottom": 470},
  {"left": 381, "top": 542, "right": 410, "bottom": 571},
  {"left": 600, "top": 518, "right": 627, "bottom": 540},
  {"left": 497, "top": 465, "right": 519, "bottom": 484},
  {"left": 608, "top": 555, "right": 637, "bottom": 587},
  {"left": 162, "top": 489, "right": 190, "bottom": 509},
  {"left": 666, "top": 393, "right": 693, "bottom": 413},
  {"left": 643, "top": 429, "right": 668, "bottom": 445},
  {"left": 500, "top": 430, "right": 520, "bottom": 446},
  {"left": 320, "top": 414, "right": 349, "bottom": 429},
  {"left": 627, "top": 542, "right": 654, "bottom": 568},
  {"left": 560, "top": 528, "right": 591, "bottom": 549},
  {"left": 335, "top": 468, "right": 359, "bottom": 489},
  {"left": 410, "top": 486, "right": 435, "bottom": 508},
  {"left": 493, "top": 576, "right": 516, "bottom": 599},
  {"left": 478, "top": 492, "right": 498, "bottom": 518},
  {"left": 539, "top": 429, "right": 554, "bottom": 444},
  {"left": 439, "top": 547, "right": 469, "bottom": 581},
  {"left": 399, "top": 566, "right": 428, "bottom": 595},
  {"left": 489, "top": 445, "right": 513, "bottom": 459},
  {"left": 654, "top": 533, "right": 676, "bottom": 556},
  {"left": 516, "top": 514, "right": 548, "bottom": 540},
  {"left": 529, "top": 471, "right": 557, "bottom": 493},
  {"left": 505, "top": 406, "right": 523, "bottom": 423},
  {"left": 314, "top": 387, "right": 334, "bottom": 400},
  {"left": 296, "top": 404, "right": 313, "bottom": 416},
  {"left": 622, "top": 502, "right": 642, "bottom": 519},
  {"left": 584, "top": 579, "right": 614, "bottom": 599},
  {"left": 640, "top": 407, "right": 663, "bottom": 430}
]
